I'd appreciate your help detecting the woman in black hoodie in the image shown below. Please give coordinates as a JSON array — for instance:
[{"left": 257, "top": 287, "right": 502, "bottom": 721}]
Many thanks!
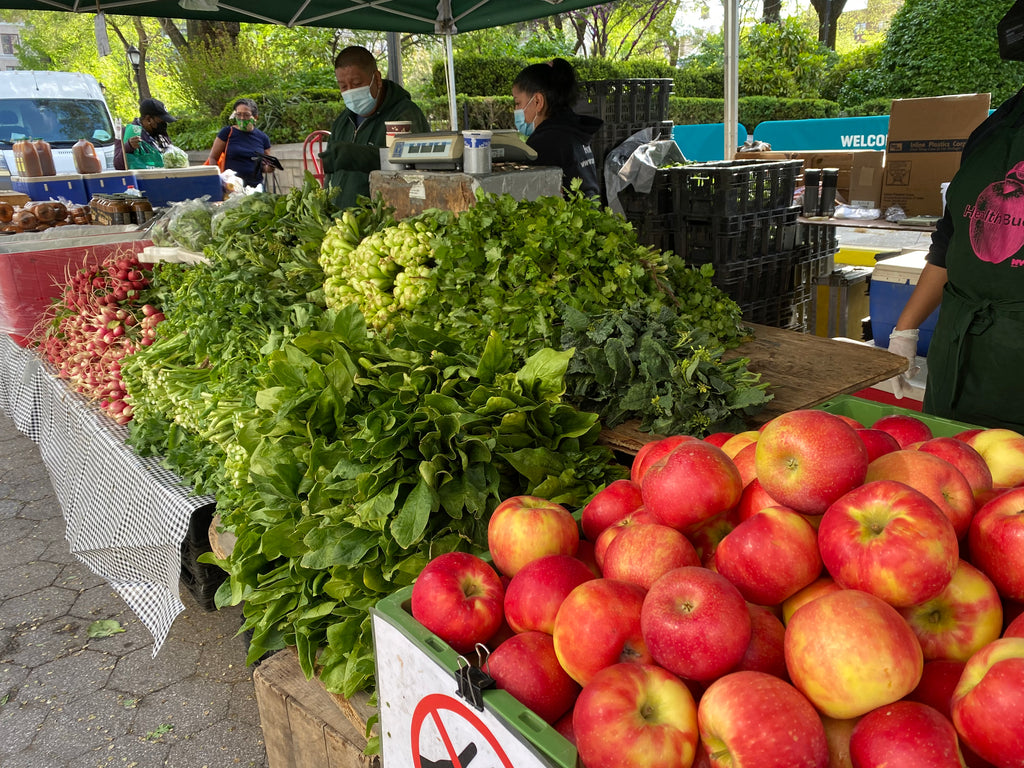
[{"left": 512, "top": 59, "right": 604, "bottom": 198}]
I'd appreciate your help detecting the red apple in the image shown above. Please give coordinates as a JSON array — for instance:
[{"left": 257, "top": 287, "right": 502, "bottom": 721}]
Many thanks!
[
  {"left": 574, "top": 539, "right": 601, "bottom": 577},
  {"left": 1006, "top": 613, "right": 1024, "bottom": 638},
  {"left": 641, "top": 441, "right": 743, "bottom": 531},
  {"left": 964, "top": 428, "right": 1024, "bottom": 488},
  {"left": 968, "top": 487, "right": 1024, "bottom": 601},
  {"left": 487, "top": 630, "right": 580, "bottom": 724},
  {"left": 817, "top": 480, "right": 958, "bottom": 607},
  {"left": 593, "top": 507, "right": 656, "bottom": 569},
  {"left": 951, "top": 637, "right": 1024, "bottom": 768},
  {"left": 410, "top": 552, "right": 505, "bottom": 654},
  {"left": 580, "top": 479, "right": 644, "bottom": 541},
  {"left": 735, "top": 477, "right": 783, "bottom": 521},
  {"left": 754, "top": 409, "right": 868, "bottom": 515},
  {"left": 687, "top": 513, "right": 737, "bottom": 568},
  {"left": 907, "top": 660, "right": 994, "bottom": 768},
  {"left": 720, "top": 430, "right": 760, "bottom": 459},
  {"left": 731, "top": 442, "right": 758, "bottom": 487},
  {"left": 849, "top": 701, "right": 963, "bottom": 768},
  {"left": 899, "top": 559, "right": 1003, "bottom": 662},
  {"left": 703, "top": 432, "right": 735, "bottom": 448},
  {"left": 784, "top": 589, "right": 923, "bottom": 719},
  {"left": 487, "top": 495, "right": 579, "bottom": 578},
  {"left": 641, "top": 566, "right": 751, "bottom": 683},
  {"left": 916, "top": 436, "right": 994, "bottom": 500},
  {"left": 553, "top": 706, "right": 575, "bottom": 745},
  {"left": 781, "top": 576, "right": 842, "bottom": 625},
  {"left": 872, "top": 413, "right": 934, "bottom": 448},
  {"left": 503, "top": 554, "right": 596, "bottom": 635},
  {"left": 697, "top": 671, "right": 828, "bottom": 768},
  {"left": 857, "top": 427, "right": 901, "bottom": 462},
  {"left": 956, "top": 428, "right": 985, "bottom": 442},
  {"left": 731, "top": 603, "right": 788, "bottom": 680},
  {"left": 632, "top": 435, "right": 696, "bottom": 484},
  {"left": 865, "top": 449, "right": 975, "bottom": 539},
  {"left": 713, "top": 506, "right": 823, "bottom": 606},
  {"left": 602, "top": 523, "right": 701, "bottom": 590},
  {"left": 573, "top": 663, "right": 698, "bottom": 768},
  {"left": 552, "top": 578, "right": 651, "bottom": 685}
]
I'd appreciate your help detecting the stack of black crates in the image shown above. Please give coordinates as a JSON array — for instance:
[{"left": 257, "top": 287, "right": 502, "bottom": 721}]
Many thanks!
[
  {"left": 619, "top": 158, "right": 837, "bottom": 332},
  {"left": 576, "top": 78, "right": 675, "bottom": 183}
]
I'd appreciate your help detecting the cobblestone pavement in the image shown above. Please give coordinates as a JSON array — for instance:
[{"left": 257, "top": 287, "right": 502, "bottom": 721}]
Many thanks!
[{"left": 0, "top": 408, "right": 269, "bottom": 768}]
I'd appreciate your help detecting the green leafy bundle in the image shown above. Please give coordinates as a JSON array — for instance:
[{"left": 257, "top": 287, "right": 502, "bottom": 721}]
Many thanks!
[
  {"left": 560, "top": 302, "right": 772, "bottom": 436},
  {"left": 212, "top": 307, "right": 623, "bottom": 697}
]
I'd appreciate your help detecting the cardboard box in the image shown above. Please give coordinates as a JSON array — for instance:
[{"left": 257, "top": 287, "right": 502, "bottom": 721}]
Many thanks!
[
  {"left": 881, "top": 94, "right": 991, "bottom": 217},
  {"left": 736, "top": 150, "right": 885, "bottom": 208}
]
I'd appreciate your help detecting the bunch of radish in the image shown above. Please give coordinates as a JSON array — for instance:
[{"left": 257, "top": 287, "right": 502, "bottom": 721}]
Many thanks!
[{"left": 37, "top": 252, "right": 164, "bottom": 424}]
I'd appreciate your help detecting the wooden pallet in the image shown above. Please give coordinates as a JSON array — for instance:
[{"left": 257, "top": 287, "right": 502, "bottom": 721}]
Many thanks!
[{"left": 254, "top": 649, "right": 379, "bottom": 768}]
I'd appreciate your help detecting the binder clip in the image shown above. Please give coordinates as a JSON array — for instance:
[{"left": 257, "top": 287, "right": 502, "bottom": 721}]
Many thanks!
[{"left": 455, "top": 644, "right": 495, "bottom": 711}]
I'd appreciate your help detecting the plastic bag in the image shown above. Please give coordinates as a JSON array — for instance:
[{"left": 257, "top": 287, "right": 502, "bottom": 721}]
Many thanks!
[
  {"left": 603, "top": 128, "right": 687, "bottom": 216},
  {"left": 147, "top": 197, "right": 215, "bottom": 252},
  {"left": 161, "top": 145, "right": 190, "bottom": 168},
  {"left": 123, "top": 123, "right": 164, "bottom": 169}
]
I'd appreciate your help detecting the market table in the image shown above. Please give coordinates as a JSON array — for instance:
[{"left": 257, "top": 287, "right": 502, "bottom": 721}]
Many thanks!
[
  {"left": 0, "top": 332, "right": 214, "bottom": 653},
  {"left": 599, "top": 323, "right": 908, "bottom": 455}
]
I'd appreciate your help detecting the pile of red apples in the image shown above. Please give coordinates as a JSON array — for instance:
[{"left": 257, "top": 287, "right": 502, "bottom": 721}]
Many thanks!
[{"left": 409, "top": 406, "right": 1024, "bottom": 768}]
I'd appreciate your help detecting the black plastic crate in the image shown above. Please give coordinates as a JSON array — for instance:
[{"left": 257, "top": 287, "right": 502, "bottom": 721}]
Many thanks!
[
  {"left": 578, "top": 79, "right": 674, "bottom": 124},
  {"left": 676, "top": 207, "right": 801, "bottom": 265},
  {"left": 793, "top": 249, "right": 836, "bottom": 291},
  {"left": 671, "top": 160, "right": 801, "bottom": 218},
  {"left": 711, "top": 251, "right": 796, "bottom": 305},
  {"left": 618, "top": 172, "right": 674, "bottom": 218},
  {"left": 180, "top": 502, "right": 226, "bottom": 612},
  {"left": 741, "top": 287, "right": 809, "bottom": 331},
  {"left": 591, "top": 120, "right": 671, "bottom": 176},
  {"left": 800, "top": 222, "right": 840, "bottom": 252}
]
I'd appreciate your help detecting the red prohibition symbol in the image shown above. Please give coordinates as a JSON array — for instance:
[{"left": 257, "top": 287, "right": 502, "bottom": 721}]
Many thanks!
[{"left": 411, "top": 692, "right": 516, "bottom": 768}]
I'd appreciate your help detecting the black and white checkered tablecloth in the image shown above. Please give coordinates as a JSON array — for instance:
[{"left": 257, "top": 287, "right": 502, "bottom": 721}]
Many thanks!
[{"left": 0, "top": 334, "right": 215, "bottom": 653}]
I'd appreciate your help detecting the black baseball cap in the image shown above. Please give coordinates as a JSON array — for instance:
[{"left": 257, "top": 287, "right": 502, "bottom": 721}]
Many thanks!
[{"left": 139, "top": 98, "right": 177, "bottom": 123}]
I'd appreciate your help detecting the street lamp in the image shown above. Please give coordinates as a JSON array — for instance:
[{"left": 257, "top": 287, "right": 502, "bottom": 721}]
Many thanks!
[{"left": 126, "top": 45, "right": 142, "bottom": 100}]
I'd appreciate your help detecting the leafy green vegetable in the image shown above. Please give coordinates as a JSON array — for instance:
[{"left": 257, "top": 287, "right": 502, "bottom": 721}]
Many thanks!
[{"left": 560, "top": 302, "right": 772, "bottom": 436}]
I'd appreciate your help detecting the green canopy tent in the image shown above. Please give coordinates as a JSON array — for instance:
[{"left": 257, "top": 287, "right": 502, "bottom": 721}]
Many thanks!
[{"left": 3, "top": 0, "right": 624, "bottom": 131}]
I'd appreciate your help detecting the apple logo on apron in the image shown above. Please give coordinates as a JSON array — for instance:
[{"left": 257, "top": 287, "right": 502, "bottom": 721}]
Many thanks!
[{"left": 970, "top": 160, "right": 1024, "bottom": 264}]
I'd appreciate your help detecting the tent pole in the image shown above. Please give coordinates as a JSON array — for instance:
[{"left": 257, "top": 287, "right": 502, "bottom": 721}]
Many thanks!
[
  {"left": 445, "top": 33, "right": 458, "bottom": 131},
  {"left": 723, "top": 0, "right": 738, "bottom": 160},
  {"left": 386, "top": 31, "right": 403, "bottom": 85}
]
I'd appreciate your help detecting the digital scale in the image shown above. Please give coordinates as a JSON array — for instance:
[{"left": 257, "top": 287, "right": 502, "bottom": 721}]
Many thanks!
[{"left": 386, "top": 130, "right": 538, "bottom": 170}]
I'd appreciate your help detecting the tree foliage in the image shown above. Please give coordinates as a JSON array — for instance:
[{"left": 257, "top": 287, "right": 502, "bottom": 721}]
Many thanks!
[
  {"left": 563, "top": 0, "right": 680, "bottom": 60},
  {"left": 868, "top": 0, "right": 1024, "bottom": 105}
]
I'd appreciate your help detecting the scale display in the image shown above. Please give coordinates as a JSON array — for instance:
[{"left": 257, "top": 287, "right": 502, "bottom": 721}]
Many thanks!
[{"left": 390, "top": 136, "right": 460, "bottom": 162}]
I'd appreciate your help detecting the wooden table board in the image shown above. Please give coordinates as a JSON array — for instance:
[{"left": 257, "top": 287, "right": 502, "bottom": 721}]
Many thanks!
[{"left": 599, "top": 324, "right": 907, "bottom": 456}]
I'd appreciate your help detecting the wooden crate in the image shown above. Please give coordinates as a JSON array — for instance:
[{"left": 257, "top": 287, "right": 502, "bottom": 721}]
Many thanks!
[{"left": 254, "top": 649, "right": 380, "bottom": 768}]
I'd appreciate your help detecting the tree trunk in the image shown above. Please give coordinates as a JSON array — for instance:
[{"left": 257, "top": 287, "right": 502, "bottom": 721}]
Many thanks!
[
  {"left": 762, "top": 0, "right": 782, "bottom": 24},
  {"left": 810, "top": 0, "right": 848, "bottom": 48}
]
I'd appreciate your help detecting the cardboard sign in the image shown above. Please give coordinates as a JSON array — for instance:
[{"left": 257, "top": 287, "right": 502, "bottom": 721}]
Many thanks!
[{"left": 880, "top": 94, "right": 991, "bottom": 217}]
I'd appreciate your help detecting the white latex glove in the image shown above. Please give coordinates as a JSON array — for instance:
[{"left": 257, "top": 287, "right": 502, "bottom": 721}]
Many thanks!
[{"left": 883, "top": 329, "right": 921, "bottom": 399}]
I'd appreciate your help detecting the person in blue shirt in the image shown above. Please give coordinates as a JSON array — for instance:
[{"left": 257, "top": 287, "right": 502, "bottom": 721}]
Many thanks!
[{"left": 205, "top": 98, "right": 274, "bottom": 189}]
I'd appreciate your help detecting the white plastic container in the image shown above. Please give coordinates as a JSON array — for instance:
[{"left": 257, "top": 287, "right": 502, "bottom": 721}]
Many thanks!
[{"left": 462, "top": 130, "right": 492, "bottom": 174}]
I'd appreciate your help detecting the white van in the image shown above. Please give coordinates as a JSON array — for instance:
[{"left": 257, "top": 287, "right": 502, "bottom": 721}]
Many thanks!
[{"left": 0, "top": 71, "right": 117, "bottom": 177}]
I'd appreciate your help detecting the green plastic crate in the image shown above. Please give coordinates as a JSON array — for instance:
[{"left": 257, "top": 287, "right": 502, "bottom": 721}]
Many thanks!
[
  {"left": 815, "top": 394, "right": 980, "bottom": 437},
  {"left": 371, "top": 585, "right": 577, "bottom": 768}
]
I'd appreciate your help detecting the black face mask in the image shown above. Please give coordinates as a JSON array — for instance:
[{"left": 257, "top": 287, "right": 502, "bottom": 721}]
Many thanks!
[{"left": 998, "top": 0, "right": 1024, "bottom": 60}]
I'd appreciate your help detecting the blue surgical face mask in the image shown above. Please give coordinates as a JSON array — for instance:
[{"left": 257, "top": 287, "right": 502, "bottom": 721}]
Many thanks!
[
  {"left": 514, "top": 94, "right": 536, "bottom": 138},
  {"left": 343, "top": 81, "right": 378, "bottom": 117}
]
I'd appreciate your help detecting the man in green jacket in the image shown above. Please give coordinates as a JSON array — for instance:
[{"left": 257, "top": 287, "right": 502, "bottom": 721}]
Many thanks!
[{"left": 322, "top": 46, "right": 430, "bottom": 210}]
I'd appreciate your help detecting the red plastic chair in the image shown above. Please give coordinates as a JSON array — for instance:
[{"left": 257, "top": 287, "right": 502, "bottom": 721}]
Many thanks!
[{"left": 303, "top": 130, "right": 331, "bottom": 186}]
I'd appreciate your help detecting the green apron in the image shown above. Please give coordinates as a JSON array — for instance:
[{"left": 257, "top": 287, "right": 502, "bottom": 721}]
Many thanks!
[{"left": 924, "top": 96, "right": 1024, "bottom": 430}]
